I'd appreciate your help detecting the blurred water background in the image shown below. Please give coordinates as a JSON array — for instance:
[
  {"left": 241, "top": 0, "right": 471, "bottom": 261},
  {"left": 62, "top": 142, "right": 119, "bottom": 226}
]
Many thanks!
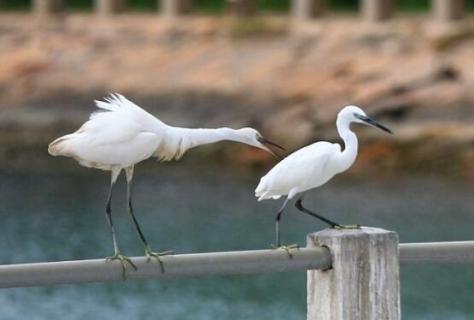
[{"left": 0, "top": 164, "right": 473, "bottom": 319}]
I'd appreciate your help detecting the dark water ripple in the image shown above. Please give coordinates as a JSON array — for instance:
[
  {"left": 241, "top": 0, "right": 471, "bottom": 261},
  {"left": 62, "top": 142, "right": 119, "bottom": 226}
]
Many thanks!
[{"left": 0, "top": 166, "right": 473, "bottom": 319}]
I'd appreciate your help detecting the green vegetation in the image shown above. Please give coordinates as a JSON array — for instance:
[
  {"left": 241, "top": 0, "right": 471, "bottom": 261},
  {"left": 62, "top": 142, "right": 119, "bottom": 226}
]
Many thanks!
[
  {"left": 1, "top": 0, "right": 473, "bottom": 12},
  {"left": 228, "top": 17, "right": 287, "bottom": 38}
]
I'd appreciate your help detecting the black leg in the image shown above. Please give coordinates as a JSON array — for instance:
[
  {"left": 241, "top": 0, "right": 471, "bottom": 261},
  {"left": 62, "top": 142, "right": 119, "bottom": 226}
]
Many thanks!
[
  {"left": 105, "top": 169, "right": 137, "bottom": 279},
  {"left": 274, "top": 198, "right": 290, "bottom": 247},
  {"left": 126, "top": 179, "right": 150, "bottom": 248},
  {"left": 295, "top": 196, "right": 343, "bottom": 228},
  {"left": 105, "top": 177, "right": 119, "bottom": 254},
  {"left": 125, "top": 166, "right": 173, "bottom": 273}
]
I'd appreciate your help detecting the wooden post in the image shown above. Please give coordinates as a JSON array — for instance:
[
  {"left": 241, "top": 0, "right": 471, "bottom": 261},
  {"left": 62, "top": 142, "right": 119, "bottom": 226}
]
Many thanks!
[
  {"left": 362, "top": 0, "right": 393, "bottom": 22},
  {"left": 160, "top": 0, "right": 193, "bottom": 17},
  {"left": 226, "top": 0, "right": 257, "bottom": 16},
  {"left": 433, "top": 0, "right": 464, "bottom": 21},
  {"left": 33, "top": 0, "right": 64, "bottom": 15},
  {"left": 291, "top": 0, "right": 327, "bottom": 21},
  {"left": 307, "top": 227, "right": 400, "bottom": 320},
  {"left": 95, "top": 0, "right": 126, "bottom": 15}
]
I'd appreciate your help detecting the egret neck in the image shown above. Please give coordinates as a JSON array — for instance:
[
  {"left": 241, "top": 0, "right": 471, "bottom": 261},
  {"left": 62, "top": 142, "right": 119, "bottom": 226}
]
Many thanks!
[
  {"left": 336, "top": 115, "right": 358, "bottom": 173},
  {"left": 172, "top": 127, "right": 248, "bottom": 151}
]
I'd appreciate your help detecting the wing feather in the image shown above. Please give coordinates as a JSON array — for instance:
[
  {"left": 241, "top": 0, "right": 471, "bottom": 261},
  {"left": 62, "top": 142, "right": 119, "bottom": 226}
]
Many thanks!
[
  {"left": 92, "top": 93, "right": 167, "bottom": 134},
  {"left": 49, "top": 94, "right": 167, "bottom": 169},
  {"left": 255, "top": 142, "right": 340, "bottom": 200}
]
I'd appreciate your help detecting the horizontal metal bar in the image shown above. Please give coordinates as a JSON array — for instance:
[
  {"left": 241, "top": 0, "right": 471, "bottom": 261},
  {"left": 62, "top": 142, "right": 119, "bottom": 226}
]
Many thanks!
[
  {"left": 0, "top": 248, "right": 331, "bottom": 289},
  {"left": 400, "top": 241, "right": 474, "bottom": 264},
  {"left": 2, "top": 241, "right": 474, "bottom": 289}
]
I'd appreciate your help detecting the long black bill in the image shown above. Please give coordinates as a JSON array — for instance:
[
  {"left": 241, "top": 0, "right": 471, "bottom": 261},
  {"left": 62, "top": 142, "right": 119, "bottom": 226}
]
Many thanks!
[
  {"left": 258, "top": 137, "right": 286, "bottom": 151},
  {"left": 354, "top": 114, "right": 393, "bottom": 134}
]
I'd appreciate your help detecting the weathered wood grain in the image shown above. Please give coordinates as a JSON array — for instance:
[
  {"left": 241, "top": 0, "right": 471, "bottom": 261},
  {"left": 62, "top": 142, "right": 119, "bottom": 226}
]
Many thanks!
[{"left": 307, "top": 227, "right": 400, "bottom": 320}]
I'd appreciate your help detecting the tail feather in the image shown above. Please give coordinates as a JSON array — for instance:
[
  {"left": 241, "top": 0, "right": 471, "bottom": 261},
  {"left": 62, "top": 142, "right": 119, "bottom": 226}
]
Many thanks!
[
  {"left": 255, "top": 177, "right": 283, "bottom": 201},
  {"left": 48, "top": 134, "right": 75, "bottom": 156},
  {"left": 256, "top": 191, "right": 282, "bottom": 201},
  {"left": 255, "top": 177, "right": 269, "bottom": 201}
]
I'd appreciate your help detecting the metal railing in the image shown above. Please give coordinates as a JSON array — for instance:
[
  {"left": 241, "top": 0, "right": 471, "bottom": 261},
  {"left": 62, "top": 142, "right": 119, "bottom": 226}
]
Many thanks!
[
  {"left": 1, "top": 240, "right": 473, "bottom": 289},
  {"left": 400, "top": 241, "right": 474, "bottom": 264},
  {"left": 0, "top": 247, "right": 330, "bottom": 288}
]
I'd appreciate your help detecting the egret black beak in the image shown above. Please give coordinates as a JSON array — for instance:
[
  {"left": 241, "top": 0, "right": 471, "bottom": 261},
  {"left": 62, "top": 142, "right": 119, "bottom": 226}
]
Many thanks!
[
  {"left": 258, "top": 136, "right": 286, "bottom": 151},
  {"left": 354, "top": 114, "right": 393, "bottom": 134},
  {"left": 257, "top": 137, "right": 286, "bottom": 158}
]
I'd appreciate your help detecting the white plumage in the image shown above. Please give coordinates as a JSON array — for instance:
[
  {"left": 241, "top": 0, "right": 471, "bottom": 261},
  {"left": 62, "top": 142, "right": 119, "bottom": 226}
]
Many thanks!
[
  {"left": 49, "top": 95, "right": 165, "bottom": 168},
  {"left": 48, "top": 93, "right": 283, "bottom": 275},
  {"left": 49, "top": 94, "right": 279, "bottom": 168},
  {"left": 255, "top": 105, "right": 393, "bottom": 247},
  {"left": 255, "top": 142, "right": 340, "bottom": 201}
]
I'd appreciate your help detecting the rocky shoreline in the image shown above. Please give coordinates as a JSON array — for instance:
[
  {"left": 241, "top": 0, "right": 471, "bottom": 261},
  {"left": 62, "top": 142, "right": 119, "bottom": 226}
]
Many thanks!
[{"left": 0, "top": 14, "right": 473, "bottom": 176}]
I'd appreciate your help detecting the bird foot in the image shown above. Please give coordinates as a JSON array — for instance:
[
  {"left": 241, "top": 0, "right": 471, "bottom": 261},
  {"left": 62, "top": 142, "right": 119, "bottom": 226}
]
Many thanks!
[
  {"left": 106, "top": 252, "right": 138, "bottom": 280},
  {"left": 271, "top": 244, "right": 299, "bottom": 259},
  {"left": 145, "top": 246, "right": 174, "bottom": 273},
  {"left": 333, "top": 224, "right": 361, "bottom": 230}
]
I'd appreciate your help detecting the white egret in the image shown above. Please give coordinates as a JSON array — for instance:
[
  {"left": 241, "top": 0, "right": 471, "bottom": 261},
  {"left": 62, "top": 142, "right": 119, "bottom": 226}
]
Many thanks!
[
  {"left": 255, "top": 105, "right": 393, "bottom": 247},
  {"left": 48, "top": 93, "right": 284, "bottom": 275}
]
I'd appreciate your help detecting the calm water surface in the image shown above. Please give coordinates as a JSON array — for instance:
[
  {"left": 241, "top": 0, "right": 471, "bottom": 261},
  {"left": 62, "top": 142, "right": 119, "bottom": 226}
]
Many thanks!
[{"left": 0, "top": 165, "right": 473, "bottom": 319}]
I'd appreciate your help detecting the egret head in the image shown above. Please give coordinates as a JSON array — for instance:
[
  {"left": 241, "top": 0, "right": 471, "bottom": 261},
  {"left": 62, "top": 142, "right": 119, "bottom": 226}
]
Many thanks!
[
  {"left": 340, "top": 105, "right": 393, "bottom": 134},
  {"left": 236, "top": 127, "right": 286, "bottom": 156}
]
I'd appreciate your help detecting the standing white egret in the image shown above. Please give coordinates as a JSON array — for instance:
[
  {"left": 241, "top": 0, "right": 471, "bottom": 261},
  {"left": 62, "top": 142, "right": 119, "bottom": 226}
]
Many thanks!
[
  {"left": 48, "top": 93, "right": 284, "bottom": 276},
  {"left": 255, "top": 105, "right": 393, "bottom": 247}
]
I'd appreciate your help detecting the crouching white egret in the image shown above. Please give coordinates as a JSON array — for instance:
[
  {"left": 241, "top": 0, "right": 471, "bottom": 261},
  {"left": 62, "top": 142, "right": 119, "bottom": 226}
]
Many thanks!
[
  {"left": 255, "top": 105, "right": 393, "bottom": 247},
  {"left": 49, "top": 93, "right": 284, "bottom": 276}
]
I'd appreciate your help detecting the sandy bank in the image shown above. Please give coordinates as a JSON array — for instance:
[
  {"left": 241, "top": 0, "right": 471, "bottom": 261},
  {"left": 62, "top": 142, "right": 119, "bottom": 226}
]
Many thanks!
[{"left": 0, "top": 14, "right": 473, "bottom": 176}]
